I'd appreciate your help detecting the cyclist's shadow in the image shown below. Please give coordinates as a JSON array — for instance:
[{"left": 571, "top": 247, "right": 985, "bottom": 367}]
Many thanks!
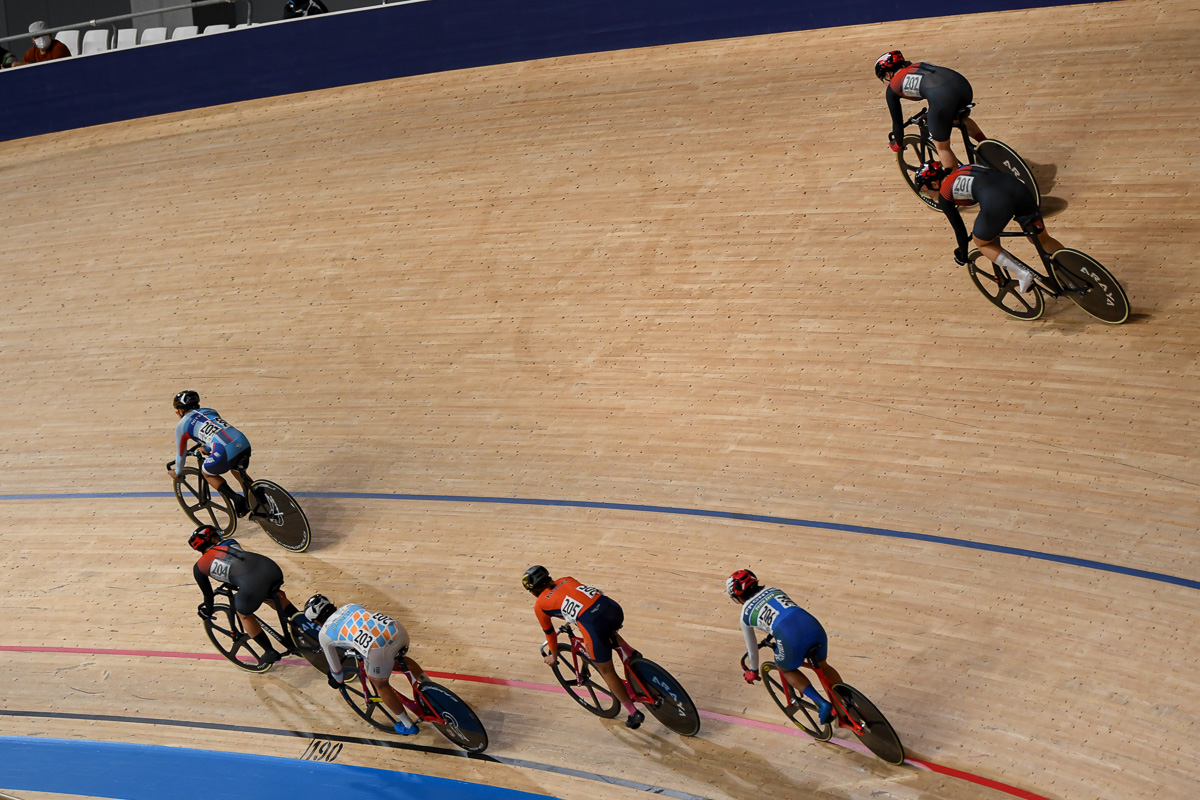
[
  {"left": 1025, "top": 160, "right": 1069, "bottom": 218},
  {"left": 602, "top": 717, "right": 901, "bottom": 797}
]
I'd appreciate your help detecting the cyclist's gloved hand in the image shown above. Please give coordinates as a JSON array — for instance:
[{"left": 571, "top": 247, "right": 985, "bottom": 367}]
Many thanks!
[
  {"left": 166, "top": 460, "right": 176, "bottom": 473},
  {"left": 197, "top": 602, "right": 214, "bottom": 620},
  {"left": 888, "top": 132, "right": 901, "bottom": 153},
  {"left": 743, "top": 667, "right": 760, "bottom": 684},
  {"left": 953, "top": 247, "right": 968, "bottom": 266},
  {"left": 327, "top": 673, "right": 343, "bottom": 690}
]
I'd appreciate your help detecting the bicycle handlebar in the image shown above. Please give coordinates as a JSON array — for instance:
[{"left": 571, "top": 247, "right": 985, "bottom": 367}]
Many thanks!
[{"left": 902, "top": 107, "right": 928, "bottom": 128}]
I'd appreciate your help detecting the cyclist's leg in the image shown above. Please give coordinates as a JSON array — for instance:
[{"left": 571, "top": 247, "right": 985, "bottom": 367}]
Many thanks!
[
  {"left": 234, "top": 564, "right": 283, "bottom": 659},
  {"left": 1016, "top": 200, "right": 1065, "bottom": 255},
  {"left": 229, "top": 449, "right": 254, "bottom": 493},
  {"left": 400, "top": 654, "right": 430, "bottom": 684},
  {"left": 202, "top": 446, "right": 249, "bottom": 515},
  {"left": 577, "top": 599, "right": 637, "bottom": 715},
  {"left": 775, "top": 612, "right": 834, "bottom": 722},
  {"left": 366, "top": 639, "right": 417, "bottom": 731},
  {"left": 926, "top": 82, "right": 971, "bottom": 170},
  {"left": 817, "top": 659, "right": 844, "bottom": 687}
]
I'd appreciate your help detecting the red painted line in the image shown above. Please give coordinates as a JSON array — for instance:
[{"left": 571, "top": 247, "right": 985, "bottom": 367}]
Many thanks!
[{"left": 1, "top": 645, "right": 1052, "bottom": 800}]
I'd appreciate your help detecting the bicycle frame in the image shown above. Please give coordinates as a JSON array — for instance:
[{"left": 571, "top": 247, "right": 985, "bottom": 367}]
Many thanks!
[
  {"left": 349, "top": 652, "right": 434, "bottom": 722},
  {"left": 903, "top": 106, "right": 977, "bottom": 164},
  {"left": 756, "top": 637, "right": 868, "bottom": 737},
  {"left": 993, "top": 230, "right": 1077, "bottom": 298},
  {"left": 212, "top": 584, "right": 298, "bottom": 652},
  {"left": 560, "top": 625, "right": 655, "bottom": 704}
]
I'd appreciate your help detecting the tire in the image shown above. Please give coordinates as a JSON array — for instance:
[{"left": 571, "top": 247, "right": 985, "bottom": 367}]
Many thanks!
[
  {"left": 547, "top": 643, "right": 621, "bottom": 718},
  {"left": 1049, "top": 249, "right": 1130, "bottom": 324},
  {"left": 417, "top": 682, "right": 489, "bottom": 753},
  {"left": 834, "top": 684, "right": 905, "bottom": 766},
  {"left": 974, "top": 140, "right": 1041, "bottom": 206},
  {"left": 202, "top": 604, "right": 273, "bottom": 672},
  {"left": 248, "top": 480, "right": 311, "bottom": 552},
  {"left": 897, "top": 133, "right": 941, "bottom": 211},
  {"left": 174, "top": 467, "right": 237, "bottom": 538},
  {"left": 339, "top": 669, "right": 400, "bottom": 732},
  {"left": 761, "top": 662, "right": 831, "bottom": 741},
  {"left": 966, "top": 249, "right": 1045, "bottom": 320},
  {"left": 628, "top": 658, "right": 700, "bottom": 736}
]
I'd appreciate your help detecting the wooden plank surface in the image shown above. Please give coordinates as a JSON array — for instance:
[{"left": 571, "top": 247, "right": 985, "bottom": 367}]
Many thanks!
[{"left": 1, "top": 1, "right": 1198, "bottom": 798}]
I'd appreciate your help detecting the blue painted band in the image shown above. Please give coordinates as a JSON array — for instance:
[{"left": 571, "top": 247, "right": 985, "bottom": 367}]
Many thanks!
[
  {"left": 0, "top": 735, "right": 550, "bottom": 800},
  {"left": 3, "top": 489, "right": 1193, "bottom": 590}
]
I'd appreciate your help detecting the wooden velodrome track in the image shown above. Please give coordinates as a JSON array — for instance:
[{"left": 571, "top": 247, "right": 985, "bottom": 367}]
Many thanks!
[{"left": 2, "top": 0, "right": 1197, "bottom": 798}]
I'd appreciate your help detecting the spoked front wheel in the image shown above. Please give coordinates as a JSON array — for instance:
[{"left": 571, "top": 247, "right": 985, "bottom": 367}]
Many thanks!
[
  {"left": 761, "top": 662, "right": 831, "bottom": 741},
  {"left": 975, "top": 140, "right": 1041, "bottom": 206},
  {"left": 417, "top": 682, "right": 489, "bottom": 753},
  {"left": 248, "top": 480, "right": 311, "bottom": 552},
  {"left": 966, "top": 249, "right": 1046, "bottom": 320},
  {"left": 339, "top": 670, "right": 400, "bottom": 732},
  {"left": 547, "top": 644, "right": 621, "bottom": 718},
  {"left": 628, "top": 657, "right": 700, "bottom": 736},
  {"left": 174, "top": 467, "right": 237, "bottom": 537},
  {"left": 202, "top": 604, "right": 272, "bottom": 672},
  {"left": 1049, "top": 249, "right": 1130, "bottom": 324},
  {"left": 834, "top": 684, "right": 905, "bottom": 766},
  {"left": 897, "top": 134, "right": 941, "bottom": 211}
]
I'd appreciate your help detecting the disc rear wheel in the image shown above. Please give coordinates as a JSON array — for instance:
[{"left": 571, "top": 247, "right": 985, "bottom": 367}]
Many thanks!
[
  {"left": 1049, "top": 249, "right": 1129, "bottom": 324},
  {"left": 248, "top": 480, "right": 311, "bottom": 551},
  {"left": 628, "top": 657, "right": 700, "bottom": 736},
  {"left": 418, "top": 682, "right": 489, "bottom": 753},
  {"left": 834, "top": 684, "right": 905, "bottom": 765},
  {"left": 975, "top": 140, "right": 1041, "bottom": 205}
]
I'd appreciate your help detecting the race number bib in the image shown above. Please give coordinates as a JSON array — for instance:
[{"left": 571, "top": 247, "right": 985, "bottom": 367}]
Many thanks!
[
  {"left": 561, "top": 597, "right": 584, "bottom": 622},
  {"left": 901, "top": 73, "right": 922, "bottom": 98},
  {"left": 209, "top": 558, "right": 232, "bottom": 582},
  {"left": 757, "top": 594, "right": 797, "bottom": 630},
  {"left": 951, "top": 175, "right": 975, "bottom": 202},
  {"left": 197, "top": 417, "right": 227, "bottom": 444}
]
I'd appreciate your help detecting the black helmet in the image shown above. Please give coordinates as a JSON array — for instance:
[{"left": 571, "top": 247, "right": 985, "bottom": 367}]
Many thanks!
[
  {"left": 188, "top": 525, "right": 221, "bottom": 552},
  {"left": 875, "top": 50, "right": 907, "bottom": 81},
  {"left": 173, "top": 390, "right": 200, "bottom": 411},
  {"left": 914, "top": 160, "right": 949, "bottom": 190},
  {"left": 521, "top": 565, "right": 552, "bottom": 595}
]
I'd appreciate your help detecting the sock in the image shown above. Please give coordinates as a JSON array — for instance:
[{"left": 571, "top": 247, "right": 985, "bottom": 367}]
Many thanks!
[
  {"left": 623, "top": 701, "right": 638, "bottom": 716},
  {"left": 802, "top": 686, "right": 823, "bottom": 706},
  {"left": 253, "top": 632, "right": 276, "bottom": 653}
]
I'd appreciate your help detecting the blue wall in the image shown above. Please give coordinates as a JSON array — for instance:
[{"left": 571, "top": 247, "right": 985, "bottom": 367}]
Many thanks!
[{"left": 0, "top": 0, "right": 1109, "bottom": 141}]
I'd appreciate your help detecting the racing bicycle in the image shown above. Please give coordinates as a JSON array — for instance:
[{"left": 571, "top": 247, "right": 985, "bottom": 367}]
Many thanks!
[
  {"left": 544, "top": 623, "right": 700, "bottom": 736},
  {"left": 896, "top": 105, "right": 1039, "bottom": 211},
  {"left": 172, "top": 446, "right": 311, "bottom": 551},
  {"left": 743, "top": 635, "right": 903, "bottom": 764}
]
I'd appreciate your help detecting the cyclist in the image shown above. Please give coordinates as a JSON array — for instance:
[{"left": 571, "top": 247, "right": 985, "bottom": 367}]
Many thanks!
[
  {"left": 915, "top": 159, "right": 1063, "bottom": 294},
  {"left": 522, "top": 565, "right": 644, "bottom": 729},
  {"left": 877, "top": 50, "right": 986, "bottom": 172},
  {"left": 728, "top": 569, "right": 844, "bottom": 724},
  {"left": 167, "top": 390, "right": 253, "bottom": 518},
  {"left": 307, "top": 595, "right": 430, "bottom": 736},
  {"left": 190, "top": 525, "right": 301, "bottom": 665}
]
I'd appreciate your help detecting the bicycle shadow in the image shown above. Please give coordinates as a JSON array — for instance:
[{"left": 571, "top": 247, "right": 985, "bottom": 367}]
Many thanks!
[
  {"left": 1027, "top": 160, "right": 1059, "bottom": 194},
  {"left": 599, "top": 713, "right": 912, "bottom": 798},
  {"left": 1038, "top": 195, "right": 1069, "bottom": 218}
]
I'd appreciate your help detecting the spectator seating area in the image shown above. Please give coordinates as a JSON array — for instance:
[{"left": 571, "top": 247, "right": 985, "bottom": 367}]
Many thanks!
[{"left": 54, "top": 24, "right": 244, "bottom": 55}]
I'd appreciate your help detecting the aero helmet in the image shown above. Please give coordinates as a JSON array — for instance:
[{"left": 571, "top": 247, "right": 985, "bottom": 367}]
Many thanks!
[
  {"left": 875, "top": 50, "right": 906, "bottom": 81},
  {"left": 173, "top": 390, "right": 200, "bottom": 411},
  {"left": 521, "top": 565, "right": 552, "bottom": 595},
  {"left": 188, "top": 525, "right": 221, "bottom": 552},
  {"left": 726, "top": 569, "right": 760, "bottom": 602},
  {"left": 914, "top": 160, "right": 948, "bottom": 190},
  {"left": 305, "top": 594, "right": 336, "bottom": 625}
]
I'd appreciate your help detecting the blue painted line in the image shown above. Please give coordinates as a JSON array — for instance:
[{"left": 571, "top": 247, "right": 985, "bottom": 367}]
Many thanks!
[
  {"left": 0, "top": 735, "right": 553, "bottom": 800},
  {"left": 3, "top": 490, "right": 1194, "bottom": 591}
]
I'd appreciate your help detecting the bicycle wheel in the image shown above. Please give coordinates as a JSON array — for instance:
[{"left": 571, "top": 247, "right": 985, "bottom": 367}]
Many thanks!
[
  {"left": 417, "top": 682, "right": 489, "bottom": 753},
  {"left": 628, "top": 657, "right": 700, "bottom": 736},
  {"left": 761, "top": 662, "right": 831, "bottom": 741},
  {"left": 966, "top": 249, "right": 1045, "bottom": 320},
  {"left": 339, "top": 671, "right": 400, "bottom": 732},
  {"left": 1049, "top": 249, "right": 1130, "bottom": 324},
  {"left": 548, "top": 644, "right": 621, "bottom": 718},
  {"left": 897, "top": 134, "right": 940, "bottom": 211},
  {"left": 975, "top": 140, "right": 1041, "bottom": 205},
  {"left": 248, "top": 480, "right": 311, "bottom": 552},
  {"left": 202, "top": 604, "right": 273, "bottom": 672},
  {"left": 834, "top": 684, "right": 905, "bottom": 765},
  {"left": 174, "top": 467, "right": 237, "bottom": 537}
]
